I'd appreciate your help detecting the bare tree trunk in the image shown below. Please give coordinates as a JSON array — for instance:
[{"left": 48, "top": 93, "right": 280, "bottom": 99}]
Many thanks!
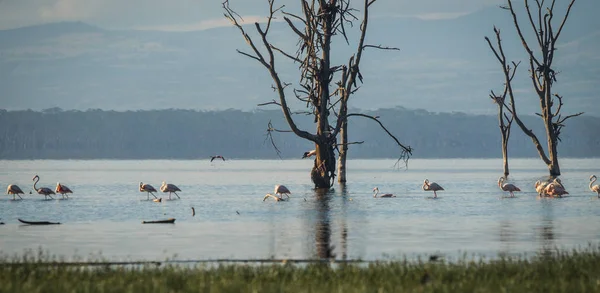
[
  {"left": 486, "top": 0, "right": 581, "bottom": 177},
  {"left": 501, "top": 133, "right": 509, "bottom": 177},
  {"left": 337, "top": 107, "right": 348, "bottom": 184}
]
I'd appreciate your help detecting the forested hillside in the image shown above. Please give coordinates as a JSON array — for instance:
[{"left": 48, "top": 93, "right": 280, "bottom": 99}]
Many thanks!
[{"left": 0, "top": 107, "right": 598, "bottom": 159}]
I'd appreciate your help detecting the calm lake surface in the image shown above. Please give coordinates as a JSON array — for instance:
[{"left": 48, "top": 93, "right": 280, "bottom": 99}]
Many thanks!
[{"left": 1, "top": 158, "right": 599, "bottom": 262}]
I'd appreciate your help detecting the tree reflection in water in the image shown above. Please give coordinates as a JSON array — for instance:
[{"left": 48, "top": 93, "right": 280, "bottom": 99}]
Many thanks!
[{"left": 312, "top": 186, "right": 349, "bottom": 260}]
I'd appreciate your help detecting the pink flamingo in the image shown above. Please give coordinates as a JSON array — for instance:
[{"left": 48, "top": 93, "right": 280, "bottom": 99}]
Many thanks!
[
  {"left": 498, "top": 177, "right": 521, "bottom": 197},
  {"left": 589, "top": 175, "right": 599, "bottom": 198},
  {"left": 372, "top": 187, "right": 396, "bottom": 198},
  {"left": 422, "top": 179, "right": 444, "bottom": 198},
  {"left": 32, "top": 175, "right": 55, "bottom": 200},
  {"left": 263, "top": 193, "right": 287, "bottom": 202},
  {"left": 160, "top": 181, "right": 181, "bottom": 200},
  {"left": 274, "top": 185, "right": 291, "bottom": 199},
  {"left": 210, "top": 155, "right": 226, "bottom": 162},
  {"left": 139, "top": 182, "right": 158, "bottom": 200},
  {"left": 55, "top": 182, "right": 73, "bottom": 199},
  {"left": 7, "top": 184, "right": 24, "bottom": 200},
  {"left": 545, "top": 178, "right": 569, "bottom": 198}
]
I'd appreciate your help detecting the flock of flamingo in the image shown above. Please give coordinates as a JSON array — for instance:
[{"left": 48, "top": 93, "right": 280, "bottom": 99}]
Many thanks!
[
  {"left": 5, "top": 175, "right": 183, "bottom": 202},
  {"left": 5, "top": 167, "right": 600, "bottom": 202},
  {"left": 261, "top": 176, "right": 600, "bottom": 202}
]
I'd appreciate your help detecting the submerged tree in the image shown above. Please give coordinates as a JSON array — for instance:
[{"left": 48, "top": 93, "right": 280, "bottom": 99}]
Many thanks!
[
  {"left": 487, "top": 0, "right": 582, "bottom": 176},
  {"left": 224, "top": 0, "right": 411, "bottom": 188},
  {"left": 485, "top": 28, "right": 518, "bottom": 177}
]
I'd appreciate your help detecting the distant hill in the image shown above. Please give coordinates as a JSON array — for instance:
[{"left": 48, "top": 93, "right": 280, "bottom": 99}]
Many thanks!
[
  {"left": 0, "top": 107, "right": 598, "bottom": 160},
  {"left": 0, "top": 3, "right": 598, "bottom": 116}
]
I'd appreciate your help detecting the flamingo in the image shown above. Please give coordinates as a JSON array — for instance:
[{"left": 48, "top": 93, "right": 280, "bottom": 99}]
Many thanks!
[
  {"left": 545, "top": 178, "right": 569, "bottom": 198},
  {"left": 535, "top": 180, "right": 552, "bottom": 197},
  {"left": 422, "top": 179, "right": 444, "bottom": 198},
  {"left": 372, "top": 187, "right": 395, "bottom": 198},
  {"left": 589, "top": 175, "right": 599, "bottom": 197},
  {"left": 274, "top": 185, "right": 291, "bottom": 199},
  {"left": 139, "top": 182, "right": 158, "bottom": 200},
  {"left": 210, "top": 155, "right": 226, "bottom": 162},
  {"left": 263, "top": 193, "right": 287, "bottom": 202},
  {"left": 302, "top": 150, "right": 316, "bottom": 159},
  {"left": 7, "top": 184, "right": 24, "bottom": 200},
  {"left": 498, "top": 177, "right": 521, "bottom": 197},
  {"left": 32, "top": 175, "right": 55, "bottom": 200},
  {"left": 55, "top": 182, "right": 73, "bottom": 199},
  {"left": 160, "top": 181, "right": 181, "bottom": 200}
]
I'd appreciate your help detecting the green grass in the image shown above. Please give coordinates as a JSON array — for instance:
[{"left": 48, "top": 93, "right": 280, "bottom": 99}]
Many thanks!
[{"left": 1, "top": 248, "right": 600, "bottom": 293}]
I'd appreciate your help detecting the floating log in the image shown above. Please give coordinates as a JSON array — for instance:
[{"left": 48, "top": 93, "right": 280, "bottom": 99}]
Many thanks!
[
  {"left": 18, "top": 218, "right": 61, "bottom": 225},
  {"left": 142, "top": 218, "right": 175, "bottom": 224}
]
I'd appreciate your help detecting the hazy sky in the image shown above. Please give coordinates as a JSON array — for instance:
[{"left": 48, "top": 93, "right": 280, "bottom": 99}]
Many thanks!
[{"left": 0, "top": 0, "right": 504, "bottom": 31}]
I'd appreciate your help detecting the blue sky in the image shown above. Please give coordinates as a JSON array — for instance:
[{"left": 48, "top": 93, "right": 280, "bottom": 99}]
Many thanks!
[{"left": 0, "top": 0, "right": 597, "bottom": 116}]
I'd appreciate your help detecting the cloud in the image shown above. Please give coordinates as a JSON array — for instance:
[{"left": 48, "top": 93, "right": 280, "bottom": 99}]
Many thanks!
[
  {"left": 133, "top": 16, "right": 271, "bottom": 32},
  {"left": 0, "top": 0, "right": 505, "bottom": 30},
  {"left": 415, "top": 12, "right": 472, "bottom": 20}
]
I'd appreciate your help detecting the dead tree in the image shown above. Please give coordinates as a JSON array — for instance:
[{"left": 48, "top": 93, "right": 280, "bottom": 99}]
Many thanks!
[
  {"left": 224, "top": 0, "right": 411, "bottom": 188},
  {"left": 487, "top": 0, "right": 582, "bottom": 176},
  {"left": 486, "top": 28, "right": 518, "bottom": 177}
]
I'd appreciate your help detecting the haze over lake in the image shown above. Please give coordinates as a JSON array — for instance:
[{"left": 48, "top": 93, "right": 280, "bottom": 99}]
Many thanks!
[{"left": 1, "top": 158, "right": 599, "bottom": 262}]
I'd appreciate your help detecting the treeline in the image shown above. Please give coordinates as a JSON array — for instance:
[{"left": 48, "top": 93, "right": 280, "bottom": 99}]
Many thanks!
[{"left": 0, "top": 107, "right": 598, "bottom": 159}]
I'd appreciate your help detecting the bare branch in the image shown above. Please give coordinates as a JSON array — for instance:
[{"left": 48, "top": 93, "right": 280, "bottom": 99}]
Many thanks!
[
  {"left": 362, "top": 44, "right": 400, "bottom": 51},
  {"left": 346, "top": 113, "right": 413, "bottom": 155},
  {"left": 270, "top": 45, "right": 302, "bottom": 63},
  {"left": 553, "top": 0, "right": 576, "bottom": 42}
]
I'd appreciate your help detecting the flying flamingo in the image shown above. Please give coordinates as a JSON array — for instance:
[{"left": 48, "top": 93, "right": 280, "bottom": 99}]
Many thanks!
[
  {"left": 589, "top": 175, "right": 599, "bottom": 198},
  {"left": 210, "top": 155, "right": 226, "bottom": 162},
  {"left": 139, "top": 182, "right": 158, "bottom": 200},
  {"left": 422, "top": 179, "right": 444, "bottom": 198},
  {"left": 55, "top": 182, "right": 73, "bottom": 199},
  {"left": 7, "top": 184, "right": 24, "bottom": 200},
  {"left": 160, "top": 181, "right": 181, "bottom": 200},
  {"left": 32, "top": 175, "right": 55, "bottom": 200},
  {"left": 372, "top": 187, "right": 396, "bottom": 198},
  {"left": 498, "top": 177, "right": 521, "bottom": 197},
  {"left": 302, "top": 150, "right": 316, "bottom": 159},
  {"left": 273, "top": 185, "right": 291, "bottom": 199},
  {"left": 544, "top": 178, "right": 569, "bottom": 198},
  {"left": 263, "top": 193, "right": 287, "bottom": 202}
]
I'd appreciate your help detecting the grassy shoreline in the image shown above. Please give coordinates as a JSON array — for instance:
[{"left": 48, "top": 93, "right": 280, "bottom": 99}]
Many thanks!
[{"left": 2, "top": 248, "right": 600, "bottom": 293}]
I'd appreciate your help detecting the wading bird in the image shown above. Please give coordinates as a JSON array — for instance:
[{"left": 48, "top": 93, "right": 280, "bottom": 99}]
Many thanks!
[
  {"left": 273, "top": 185, "right": 291, "bottom": 199},
  {"left": 422, "top": 179, "right": 444, "bottom": 198},
  {"left": 210, "top": 155, "right": 226, "bottom": 162},
  {"left": 32, "top": 175, "right": 55, "bottom": 200},
  {"left": 160, "top": 181, "right": 181, "bottom": 200},
  {"left": 7, "top": 184, "right": 24, "bottom": 200},
  {"left": 498, "top": 177, "right": 521, "bottom": 197},
  {"left": 545, "top": 178, "right": 569, "bottom": 198},
  {"left": 589, "top": 175, "right": 599, "bottom": 197},
  {"left": 263, "top": 193, "right": 287, "bottom": 202},
  {"left": 372, "top": 187, "right": 395, "bottom": 198},
  {"left": 139, "top": 182, "right": 158, "bottom": 200},
  {"left": 302, "top": 150, "right": 316, "bottom": 159},
  {"left": 535, "top": 180, "right": 553, "bottom": 197},
  {"left": 55, "top": 182, "right": 73, "bottom": 199}
]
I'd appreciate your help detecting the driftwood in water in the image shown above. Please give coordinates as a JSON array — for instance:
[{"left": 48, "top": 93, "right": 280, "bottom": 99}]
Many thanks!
[
  {"left": 142, "top": 218, "right": 176, "bottom": 224},
  {"left": 18, "top": 218, "right": 61, "bottom": 225}
]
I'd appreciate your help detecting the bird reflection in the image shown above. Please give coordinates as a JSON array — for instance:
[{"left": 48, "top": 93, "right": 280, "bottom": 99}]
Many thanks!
[
  {"left": 537, "top": 200, "right": 555, "bottom": 257},
  {"left": 498, "top": 220, "right": 516, "bottom": 257}
]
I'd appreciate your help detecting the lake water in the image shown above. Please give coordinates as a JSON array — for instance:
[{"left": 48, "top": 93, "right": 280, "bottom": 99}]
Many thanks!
[{"left": 1, "top": 158, "right": 599, "bottom": 263}]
